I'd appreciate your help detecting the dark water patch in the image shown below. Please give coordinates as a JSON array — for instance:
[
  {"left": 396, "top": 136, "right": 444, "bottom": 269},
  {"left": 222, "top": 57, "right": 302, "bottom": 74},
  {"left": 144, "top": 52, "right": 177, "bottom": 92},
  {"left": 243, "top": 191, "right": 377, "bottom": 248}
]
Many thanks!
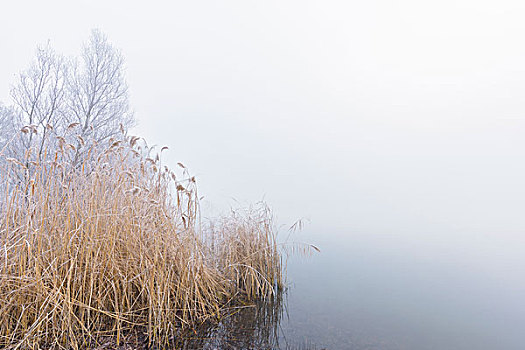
[{"left": 173, "top": 294, "right": 318, "bottom": 350}]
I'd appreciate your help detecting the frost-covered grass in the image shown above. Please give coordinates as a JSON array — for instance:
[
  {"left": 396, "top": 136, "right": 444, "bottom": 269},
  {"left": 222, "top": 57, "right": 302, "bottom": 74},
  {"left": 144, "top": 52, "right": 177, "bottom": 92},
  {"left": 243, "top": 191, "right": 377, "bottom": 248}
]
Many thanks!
[{"left": 0, "top": 132, "right": 282, "bottom": 349}]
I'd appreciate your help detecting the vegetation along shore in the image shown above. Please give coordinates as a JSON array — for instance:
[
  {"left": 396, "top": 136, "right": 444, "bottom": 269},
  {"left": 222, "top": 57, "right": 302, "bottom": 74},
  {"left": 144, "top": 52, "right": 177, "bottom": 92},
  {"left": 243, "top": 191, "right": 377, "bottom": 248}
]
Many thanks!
[{"left": 0, "top": 30, "right": 284, "bottom": 349}]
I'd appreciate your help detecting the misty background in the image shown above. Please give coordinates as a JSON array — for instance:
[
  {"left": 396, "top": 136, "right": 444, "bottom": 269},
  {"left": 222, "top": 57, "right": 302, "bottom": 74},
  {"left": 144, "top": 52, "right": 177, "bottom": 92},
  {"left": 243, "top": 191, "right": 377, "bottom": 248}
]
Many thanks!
[
  {"left": 2, "top": 1, "right": 525, "bottom": 348},
  {"left": 1, "top": 0, "right": 524, "bottom": 268},
  {"left": 2, "top": 1, "right": 525, "bottom": 235}
]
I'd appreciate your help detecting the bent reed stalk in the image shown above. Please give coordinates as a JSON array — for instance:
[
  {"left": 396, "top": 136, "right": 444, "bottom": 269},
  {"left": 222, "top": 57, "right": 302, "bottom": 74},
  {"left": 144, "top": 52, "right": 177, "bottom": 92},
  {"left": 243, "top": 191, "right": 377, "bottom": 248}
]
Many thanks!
[{"left": 0, "top": 131, "right": 283, "bottom": 349}]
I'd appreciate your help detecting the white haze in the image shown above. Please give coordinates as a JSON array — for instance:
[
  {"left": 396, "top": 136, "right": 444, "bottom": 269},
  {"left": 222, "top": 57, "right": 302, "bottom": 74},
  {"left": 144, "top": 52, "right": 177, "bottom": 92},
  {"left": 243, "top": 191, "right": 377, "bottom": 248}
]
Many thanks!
[{"left": 1, "top": 0, "right": 525, "bottom": 238}]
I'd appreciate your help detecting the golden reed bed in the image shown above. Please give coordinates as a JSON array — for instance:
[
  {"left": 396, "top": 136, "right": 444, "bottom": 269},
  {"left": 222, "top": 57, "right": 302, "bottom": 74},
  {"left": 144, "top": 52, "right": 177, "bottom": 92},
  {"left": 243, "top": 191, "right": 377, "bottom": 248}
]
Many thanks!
[{"left": 0, "top": 132, "right": 283, "bottom": 349}]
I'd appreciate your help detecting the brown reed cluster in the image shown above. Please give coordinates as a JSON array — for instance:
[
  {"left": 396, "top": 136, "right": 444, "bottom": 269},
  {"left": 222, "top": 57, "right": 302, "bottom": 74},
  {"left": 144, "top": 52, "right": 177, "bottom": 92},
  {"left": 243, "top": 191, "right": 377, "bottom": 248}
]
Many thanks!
[{"left": 0, "top": 130, "right": 283, "bottom": 349}]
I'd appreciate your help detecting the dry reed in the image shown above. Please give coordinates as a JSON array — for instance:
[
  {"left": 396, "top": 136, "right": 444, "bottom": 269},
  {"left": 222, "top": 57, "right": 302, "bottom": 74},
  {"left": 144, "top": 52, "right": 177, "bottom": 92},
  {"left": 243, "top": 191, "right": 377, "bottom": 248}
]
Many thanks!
[{"left": 0, "top": 131, "right": 283, "bottom": 349}]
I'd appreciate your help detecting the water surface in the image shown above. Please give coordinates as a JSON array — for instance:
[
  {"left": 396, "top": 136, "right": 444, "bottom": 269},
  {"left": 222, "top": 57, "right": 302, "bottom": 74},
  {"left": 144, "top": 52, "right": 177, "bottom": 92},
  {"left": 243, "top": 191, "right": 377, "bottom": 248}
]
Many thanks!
[{"left": 279, "top": 228, "right": 525, "bottom": 349}]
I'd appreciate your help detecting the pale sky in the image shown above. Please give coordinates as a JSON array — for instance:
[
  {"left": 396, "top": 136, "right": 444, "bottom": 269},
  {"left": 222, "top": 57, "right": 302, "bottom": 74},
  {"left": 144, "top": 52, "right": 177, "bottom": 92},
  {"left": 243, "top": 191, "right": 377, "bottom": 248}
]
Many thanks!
[{"left": 2, "top": 0, "right": 525, "bottom": 236}]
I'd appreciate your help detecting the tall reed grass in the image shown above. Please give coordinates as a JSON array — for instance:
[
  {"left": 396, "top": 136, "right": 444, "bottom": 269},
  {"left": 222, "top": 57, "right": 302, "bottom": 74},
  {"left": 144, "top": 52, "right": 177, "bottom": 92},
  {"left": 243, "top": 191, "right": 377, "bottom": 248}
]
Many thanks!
[{"left": 0, "top": 130, "right": 283, "bottom": 349}]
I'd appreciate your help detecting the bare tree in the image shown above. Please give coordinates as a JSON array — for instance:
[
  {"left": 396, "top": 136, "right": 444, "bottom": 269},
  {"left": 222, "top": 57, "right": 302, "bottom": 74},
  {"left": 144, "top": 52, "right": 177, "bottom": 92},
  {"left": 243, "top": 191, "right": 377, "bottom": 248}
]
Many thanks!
[
  {"left": 9, "top": 44, "right": 66, "bottom": 162},
  {"left": 0, "top": 30, "right": 135, "bottom": 182},
  {"left": 65, "top": 29, "right": 133, "bottom": 159},
  {"left": 0, "top": 104, "right": 16, "bottom": 148}
]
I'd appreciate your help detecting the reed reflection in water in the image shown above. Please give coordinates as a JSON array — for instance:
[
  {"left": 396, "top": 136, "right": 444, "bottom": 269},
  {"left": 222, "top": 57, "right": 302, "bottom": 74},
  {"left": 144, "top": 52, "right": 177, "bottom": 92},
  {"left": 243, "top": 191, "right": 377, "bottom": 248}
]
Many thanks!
[{"left": 173, "top": 292, "right": 303, "bottom": 350}]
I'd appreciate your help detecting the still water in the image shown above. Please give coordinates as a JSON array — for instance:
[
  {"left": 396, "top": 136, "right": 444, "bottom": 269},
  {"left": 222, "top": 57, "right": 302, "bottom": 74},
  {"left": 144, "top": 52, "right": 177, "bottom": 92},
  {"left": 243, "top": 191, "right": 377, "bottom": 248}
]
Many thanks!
[
  {"left": 280, "top": 229, "right": 525, "bottom": 349},
  {"left": 179, "top": 228, "right": 525, "bottom": 349}
]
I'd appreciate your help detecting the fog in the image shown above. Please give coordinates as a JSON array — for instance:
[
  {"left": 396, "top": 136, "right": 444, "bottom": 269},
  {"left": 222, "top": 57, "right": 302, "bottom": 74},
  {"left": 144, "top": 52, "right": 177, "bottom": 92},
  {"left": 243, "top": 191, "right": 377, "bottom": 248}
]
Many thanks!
[
  {"left": 2, "top": 1, "right": 525, "bottom": 348},
  {"left": 3, "top": 1, "right": 525, "bottom": 236}
]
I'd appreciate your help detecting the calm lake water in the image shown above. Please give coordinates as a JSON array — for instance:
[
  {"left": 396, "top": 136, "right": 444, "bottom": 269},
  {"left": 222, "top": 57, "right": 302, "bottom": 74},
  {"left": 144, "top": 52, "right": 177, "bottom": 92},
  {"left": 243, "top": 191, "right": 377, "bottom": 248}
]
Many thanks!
[
  {"left": 279, "top": 229, "right": 525, "bottom": 350},
  {"left": 179, "top": 228, "right": 525, "bottom": 349}
]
